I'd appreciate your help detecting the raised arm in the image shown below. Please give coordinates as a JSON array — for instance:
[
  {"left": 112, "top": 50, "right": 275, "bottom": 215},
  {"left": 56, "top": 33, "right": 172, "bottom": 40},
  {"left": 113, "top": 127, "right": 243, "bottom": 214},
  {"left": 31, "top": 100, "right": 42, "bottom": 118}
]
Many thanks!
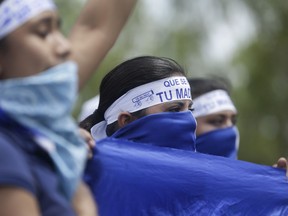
[
  {"left": 69, "top": 0, "right": 137, "bottom": 90},
  {"left": 0, "top": 187, "right": 40, "bottom": 216}
]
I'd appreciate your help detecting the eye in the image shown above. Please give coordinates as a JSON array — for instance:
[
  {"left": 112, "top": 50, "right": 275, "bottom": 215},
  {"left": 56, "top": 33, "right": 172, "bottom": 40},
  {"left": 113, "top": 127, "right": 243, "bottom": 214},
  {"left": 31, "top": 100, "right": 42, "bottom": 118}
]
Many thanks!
[
  {"left": 36, "top": 29, "right": 50, "bottom": 38},
  {"left": 207, "top": 116, "right": 226, "bottom": 127},
  {"left": 231, "top": 115, "right": 238, "bottom": 125},
  {"left": 189, "top": 107, "right": 195, "bottom": 112},
  {"left": 34, "top": 19, "right": 53, "bottom": 39},
  {"left": 167, "top": 106, "right": 182, "bottom": 112}
]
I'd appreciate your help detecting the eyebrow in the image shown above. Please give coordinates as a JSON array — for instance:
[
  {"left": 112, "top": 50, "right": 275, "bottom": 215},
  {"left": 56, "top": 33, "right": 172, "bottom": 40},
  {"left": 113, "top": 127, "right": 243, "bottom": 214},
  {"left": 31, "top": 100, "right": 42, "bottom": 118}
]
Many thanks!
[
  {"left": 209, "top": 113, "right": 237, "bottom": 118},
  {"left": 167, "top": 101, "right": 192, "bottom": 108},
  {"left": 32, "top": 14, "right": 62, "bottom": 28}
]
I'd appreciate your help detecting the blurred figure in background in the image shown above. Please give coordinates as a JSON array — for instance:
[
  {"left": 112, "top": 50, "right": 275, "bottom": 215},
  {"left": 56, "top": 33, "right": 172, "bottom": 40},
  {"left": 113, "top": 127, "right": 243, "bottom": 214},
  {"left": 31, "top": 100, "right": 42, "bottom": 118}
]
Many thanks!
[
  {"left": 78, "top": 95, "right": 100, "bottom": 122},
  {"left": 82, "top": 56, "right": 288, "bottom": 215},
  {"left": 189, "top": 76, "right": 239, "bottom": 159},
  {"left": 0, "top": 0, "right": 136, "bottom": 215}
]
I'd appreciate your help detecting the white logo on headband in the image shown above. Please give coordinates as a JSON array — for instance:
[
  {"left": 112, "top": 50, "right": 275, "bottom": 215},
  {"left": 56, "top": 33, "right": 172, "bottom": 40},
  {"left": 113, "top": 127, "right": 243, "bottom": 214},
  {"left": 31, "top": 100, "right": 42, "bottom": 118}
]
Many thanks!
[
  {"left": 192, "top": 90, "right": 237, "bottom": 118},
  {"left": 91, "top": 76, "right": 191, "bottom": 141},
  {"left": 0, "top": 0, "right": 56, "bottom": 39}
]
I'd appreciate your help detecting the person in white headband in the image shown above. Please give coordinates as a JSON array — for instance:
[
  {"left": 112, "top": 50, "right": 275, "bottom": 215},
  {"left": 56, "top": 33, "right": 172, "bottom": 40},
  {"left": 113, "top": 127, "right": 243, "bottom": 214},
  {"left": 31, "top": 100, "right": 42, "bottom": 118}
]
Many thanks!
[
  {"left": 82, "top": 57, "right": 288, "bottom": 216},
  {"left": 189, "top": 76, "right": 288, "bottom": 166},
  {"left": 81, "top": 56, "right": 194, "bottom": 142},
  {"left": 189, "top": 77, "right": 239, "bottom": 159},
  {"left": 81, "top": 56, "right": 198, "bottom": 215},
  {"left": 0, "top": 0, "right": 136, "bottom": 215}
]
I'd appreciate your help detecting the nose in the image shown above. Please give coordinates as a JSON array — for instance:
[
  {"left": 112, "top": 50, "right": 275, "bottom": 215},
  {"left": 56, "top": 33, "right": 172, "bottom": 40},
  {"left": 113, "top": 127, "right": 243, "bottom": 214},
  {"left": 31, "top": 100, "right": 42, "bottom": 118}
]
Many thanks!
[
  {"left": 225, "top": 118, "right": 234, "bottom": 127},
  {"left": 54, "top": 32, "right": 71, "bottom": 60}
]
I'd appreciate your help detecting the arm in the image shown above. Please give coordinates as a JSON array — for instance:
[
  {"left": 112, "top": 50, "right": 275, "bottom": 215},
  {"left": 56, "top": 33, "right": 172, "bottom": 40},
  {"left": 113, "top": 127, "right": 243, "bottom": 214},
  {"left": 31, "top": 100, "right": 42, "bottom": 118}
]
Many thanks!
[
  {"left": 0, "top": 187, "right": 40, "bottom": 216},
  {"left": 79, "top": 127, "right": 95, "bottom": 159},
  {"left": 0, "top": 137, "right": 40, "bottom": 216},
  {"left": 73, "top": 181, "right": 98, "bottom": 216},
  {"left": 69, "top": 0, "right": 137, "bottom": 90}
]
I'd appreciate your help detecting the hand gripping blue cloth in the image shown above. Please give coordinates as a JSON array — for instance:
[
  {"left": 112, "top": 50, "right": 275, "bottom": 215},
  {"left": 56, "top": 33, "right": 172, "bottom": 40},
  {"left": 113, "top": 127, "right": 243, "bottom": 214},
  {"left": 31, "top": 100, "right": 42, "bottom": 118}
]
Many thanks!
[{"left": 85, "top": 138, "right": 288, "bottom": 216}]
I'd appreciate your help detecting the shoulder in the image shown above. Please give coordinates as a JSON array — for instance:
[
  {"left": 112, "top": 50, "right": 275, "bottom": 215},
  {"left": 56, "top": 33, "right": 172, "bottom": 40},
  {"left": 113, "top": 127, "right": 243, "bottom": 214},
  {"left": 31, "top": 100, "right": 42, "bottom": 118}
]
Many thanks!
[{"left": 0, "top": 132, "right": 76, "bottom": 215}]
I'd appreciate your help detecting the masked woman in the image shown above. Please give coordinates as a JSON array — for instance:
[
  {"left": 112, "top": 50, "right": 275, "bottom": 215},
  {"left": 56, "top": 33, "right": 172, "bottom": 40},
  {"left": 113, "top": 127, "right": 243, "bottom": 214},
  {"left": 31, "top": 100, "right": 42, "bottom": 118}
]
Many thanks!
[
  {"left": 0, "top": 0, "right": 136, "bottom": 215},
  {"left": 83, "top": 56, "right": 288, "bottom": 216},
  {"left": 189, "top": 77, "right": 239, "bottom": 159}
]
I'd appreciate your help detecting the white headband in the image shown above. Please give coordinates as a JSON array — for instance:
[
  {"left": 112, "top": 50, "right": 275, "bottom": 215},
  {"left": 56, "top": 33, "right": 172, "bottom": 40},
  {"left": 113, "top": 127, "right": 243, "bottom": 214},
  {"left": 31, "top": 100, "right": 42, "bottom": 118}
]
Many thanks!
[
  {"left": 0, "top": 0, "right": 56, "bottom": 39},
  {"left": 91, "top": 76, "right": 192, "bottom": 140},
  {"left": 192, "top": 89, "right": 237, "bottom": 118}
]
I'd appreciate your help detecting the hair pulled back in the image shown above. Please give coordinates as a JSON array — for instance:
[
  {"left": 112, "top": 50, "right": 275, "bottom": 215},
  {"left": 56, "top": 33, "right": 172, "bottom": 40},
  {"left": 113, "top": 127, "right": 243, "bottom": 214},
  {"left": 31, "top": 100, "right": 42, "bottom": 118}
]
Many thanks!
[
  {"left": 0, "top": 0, "right": 8, "bottom": 50},
  {"left": 93, "top": 56, "right": 186, "bottom": 125},
  {"left": 188, "top": 76, "right": 232, "bottom": 99}
]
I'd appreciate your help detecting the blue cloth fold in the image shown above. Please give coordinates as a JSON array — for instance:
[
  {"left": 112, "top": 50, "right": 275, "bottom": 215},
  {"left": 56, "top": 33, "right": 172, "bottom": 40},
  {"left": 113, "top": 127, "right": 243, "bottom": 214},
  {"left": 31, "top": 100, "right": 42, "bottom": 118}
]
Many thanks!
[
  {"left": 112, "top": 111, "right": 197, "bottom": 151},
  {"left": 85, "top": 138, "right": 288, "bottom": 216}
]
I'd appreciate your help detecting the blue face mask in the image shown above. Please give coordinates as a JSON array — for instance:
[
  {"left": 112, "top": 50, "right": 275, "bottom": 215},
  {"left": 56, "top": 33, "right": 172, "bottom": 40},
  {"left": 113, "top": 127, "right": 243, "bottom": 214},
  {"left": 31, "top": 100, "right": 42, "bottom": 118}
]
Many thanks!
[
  {"left": 0, "top": 61, "right": 87, "bottom": 200},
  {"left": 111, "top": 111, "right": 197, "bottom": 151},
  {"left": 195, "top": 126, "right": 239, "bottom": 159}
]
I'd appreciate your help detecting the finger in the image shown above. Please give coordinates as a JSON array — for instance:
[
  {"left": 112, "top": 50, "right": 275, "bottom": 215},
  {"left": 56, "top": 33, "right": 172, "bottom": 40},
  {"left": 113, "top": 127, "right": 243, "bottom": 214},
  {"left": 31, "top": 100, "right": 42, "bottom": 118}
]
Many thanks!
[
  {"left": 88, "top": 137, "right": 96, "bottom": 148},
  {"left": 276, "top": 157, "right": 287, "bottom": 169}
]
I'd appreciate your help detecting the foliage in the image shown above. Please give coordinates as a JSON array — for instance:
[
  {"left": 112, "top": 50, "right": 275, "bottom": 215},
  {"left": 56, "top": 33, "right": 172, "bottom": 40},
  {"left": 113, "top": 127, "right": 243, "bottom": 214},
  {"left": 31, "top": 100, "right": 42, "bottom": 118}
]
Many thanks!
[
  {"left": 57, "top": 0, "right": 287, "bottom": 165},
  {"left": 233, "top": 0, "right": 288, "bottom": 164}
]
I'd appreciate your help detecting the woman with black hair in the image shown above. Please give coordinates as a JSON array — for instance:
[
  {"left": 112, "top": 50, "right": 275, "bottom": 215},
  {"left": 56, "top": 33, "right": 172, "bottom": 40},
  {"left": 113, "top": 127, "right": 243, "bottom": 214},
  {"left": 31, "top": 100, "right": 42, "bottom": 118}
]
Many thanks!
[
  {"left": 0, "top": 0, "right": 136, "bottom": 215},
  {"left": 83, "top": 56, "right": 288, "bottom": 216},
  {"left": 189, "top": 77, "right": 239, "bottom": 158}
]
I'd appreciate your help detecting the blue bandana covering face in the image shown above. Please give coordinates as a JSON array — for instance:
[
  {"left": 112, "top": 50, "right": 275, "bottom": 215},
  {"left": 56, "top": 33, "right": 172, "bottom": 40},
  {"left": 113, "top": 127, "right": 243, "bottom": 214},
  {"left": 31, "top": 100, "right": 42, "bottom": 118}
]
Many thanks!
[
  {"left": 196, "top": 126, "right": 239, "bottom": 159},
  {"left": 0, "top": 61, "right": 87, "bottom": 200},
  {"left": 111, "top": 111, "right": 197, "bottom": 151}
]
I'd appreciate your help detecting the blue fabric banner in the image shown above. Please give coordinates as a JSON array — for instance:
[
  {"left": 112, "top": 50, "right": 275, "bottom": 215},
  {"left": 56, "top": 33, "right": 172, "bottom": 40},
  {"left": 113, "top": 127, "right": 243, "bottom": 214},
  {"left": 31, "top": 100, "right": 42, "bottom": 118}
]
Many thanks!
[{"left": 85, "top": 138, "right": 288, "bottom": 216}]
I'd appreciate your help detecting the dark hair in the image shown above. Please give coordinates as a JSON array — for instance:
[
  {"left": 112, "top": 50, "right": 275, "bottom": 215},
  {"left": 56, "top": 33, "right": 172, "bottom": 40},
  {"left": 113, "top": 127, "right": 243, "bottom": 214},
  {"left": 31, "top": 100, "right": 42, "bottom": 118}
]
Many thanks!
[
  {"left": 0, "top": 37, "right": 7, "bottom": 51},
  {"left": 188, "top": 75, "right": 232, "bottom": 99},
  {"left": 0, "top": 0, "right": 7, "bottom": 50},
  {"left": 79, "top": 112, "right": 97, "bottom": 132},
  {"left": 87, "top": 56, "right": 186, "bottom": 135}
]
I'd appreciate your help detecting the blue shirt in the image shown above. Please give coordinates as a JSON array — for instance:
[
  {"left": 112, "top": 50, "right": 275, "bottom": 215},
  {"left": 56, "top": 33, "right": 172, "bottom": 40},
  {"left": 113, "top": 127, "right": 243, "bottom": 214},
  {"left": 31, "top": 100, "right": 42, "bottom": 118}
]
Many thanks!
[{"left": 0, "top": 113, "right": 76, "bottom": 216}]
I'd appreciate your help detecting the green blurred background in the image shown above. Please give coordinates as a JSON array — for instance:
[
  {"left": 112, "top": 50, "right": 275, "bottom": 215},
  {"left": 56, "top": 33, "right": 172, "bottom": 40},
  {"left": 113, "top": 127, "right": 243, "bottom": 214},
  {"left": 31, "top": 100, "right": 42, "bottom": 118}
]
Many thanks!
[{"left": 56, "top": 0, "right": 288, "bottom": 166}]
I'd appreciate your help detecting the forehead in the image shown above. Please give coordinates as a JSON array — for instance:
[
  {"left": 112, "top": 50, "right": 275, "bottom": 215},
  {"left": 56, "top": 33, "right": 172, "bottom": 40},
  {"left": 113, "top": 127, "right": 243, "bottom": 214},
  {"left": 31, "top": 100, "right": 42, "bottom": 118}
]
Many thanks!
[
  {"left": 147, "top": 99, "right": 192, "bottom": 111},
  {"left": 23, "top": 10, "right": 59, "bottom": 26},
  {"left": 198, "top": 110, "right": 237, "bottom": 119},
  {"left": 3, "top": 10, "right": 58, "bottom": 42}
]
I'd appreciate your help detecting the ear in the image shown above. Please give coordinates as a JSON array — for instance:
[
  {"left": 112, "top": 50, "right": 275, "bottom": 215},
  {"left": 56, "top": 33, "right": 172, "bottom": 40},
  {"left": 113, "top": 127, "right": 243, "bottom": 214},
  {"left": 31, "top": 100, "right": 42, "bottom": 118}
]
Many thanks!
[{"left": 117, "top": 112, "right": 137, "bottom": 128}]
